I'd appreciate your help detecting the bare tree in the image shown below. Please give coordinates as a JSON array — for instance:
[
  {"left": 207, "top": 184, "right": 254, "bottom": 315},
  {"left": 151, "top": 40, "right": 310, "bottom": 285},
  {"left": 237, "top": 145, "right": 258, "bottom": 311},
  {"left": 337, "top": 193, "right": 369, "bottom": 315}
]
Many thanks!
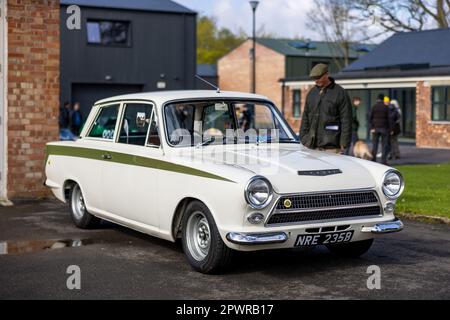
[
  {"left": 306, "top": 0, "right": 373, "bottom": 69},
  {"left": 352, "top": 0, "right": 450, "bottom": 32}
]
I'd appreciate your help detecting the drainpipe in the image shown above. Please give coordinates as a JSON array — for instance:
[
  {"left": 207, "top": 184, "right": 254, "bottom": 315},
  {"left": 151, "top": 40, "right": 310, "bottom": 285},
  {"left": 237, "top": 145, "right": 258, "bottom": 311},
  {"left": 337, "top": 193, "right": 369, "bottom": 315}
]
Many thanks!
[{"left": 281, "top": 79, "right": 286, "bottom": 117}]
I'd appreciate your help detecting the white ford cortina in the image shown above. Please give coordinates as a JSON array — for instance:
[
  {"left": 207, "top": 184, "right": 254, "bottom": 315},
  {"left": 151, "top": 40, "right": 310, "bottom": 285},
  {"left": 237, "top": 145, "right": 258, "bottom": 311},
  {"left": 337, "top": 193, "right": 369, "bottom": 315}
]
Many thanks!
[{"left": 45, "top": 90, "right": 404, "bottom": 273}]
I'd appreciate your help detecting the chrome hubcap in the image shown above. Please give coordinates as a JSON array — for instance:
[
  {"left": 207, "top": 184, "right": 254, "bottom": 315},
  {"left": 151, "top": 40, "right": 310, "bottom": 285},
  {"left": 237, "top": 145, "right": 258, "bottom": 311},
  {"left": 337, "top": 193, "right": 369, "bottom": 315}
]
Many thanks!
[
  {"left": 71, "top": 185, "right": 85, "bottom": 220},
  {"left": 186, "top": 211, "right": 211, "bottom": 261}
]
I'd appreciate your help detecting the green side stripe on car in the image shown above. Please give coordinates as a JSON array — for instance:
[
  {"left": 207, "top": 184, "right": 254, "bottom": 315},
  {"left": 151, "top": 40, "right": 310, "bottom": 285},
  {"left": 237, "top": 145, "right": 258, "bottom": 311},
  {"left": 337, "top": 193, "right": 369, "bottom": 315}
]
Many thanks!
[{"left": 46, "top": 145, "right": 235, "bottom": 183}]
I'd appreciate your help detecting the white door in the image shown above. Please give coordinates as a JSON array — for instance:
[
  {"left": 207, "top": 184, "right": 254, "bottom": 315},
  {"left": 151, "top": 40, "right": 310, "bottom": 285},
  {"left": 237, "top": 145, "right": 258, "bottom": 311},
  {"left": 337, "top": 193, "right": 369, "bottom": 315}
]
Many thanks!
[
  {"left": 101, "top": 102, "right": 162, "bottom": 228},
  {"left": 0, "top": 0, "right": 6, "bottom": 199}
]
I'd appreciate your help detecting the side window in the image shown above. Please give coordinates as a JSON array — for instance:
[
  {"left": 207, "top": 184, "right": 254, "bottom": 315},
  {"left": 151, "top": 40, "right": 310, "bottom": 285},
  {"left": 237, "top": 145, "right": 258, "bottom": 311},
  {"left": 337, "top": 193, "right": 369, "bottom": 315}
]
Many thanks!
[
  {"left": 88, "top": 104, "right": 119, "bottom": 139},
  {"left": 118, "top": 103, "right": 153, "bottom": 146}
]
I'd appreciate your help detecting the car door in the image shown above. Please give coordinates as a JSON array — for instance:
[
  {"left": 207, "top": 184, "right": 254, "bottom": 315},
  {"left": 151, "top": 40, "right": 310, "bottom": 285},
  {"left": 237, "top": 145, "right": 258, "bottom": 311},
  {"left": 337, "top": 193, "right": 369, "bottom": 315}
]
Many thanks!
[
  {"left": 100, "top": 101, "right": 163, "bottom": 229},
  {"left": 81, "top": 103, "right": 121, "bottom": 212}
]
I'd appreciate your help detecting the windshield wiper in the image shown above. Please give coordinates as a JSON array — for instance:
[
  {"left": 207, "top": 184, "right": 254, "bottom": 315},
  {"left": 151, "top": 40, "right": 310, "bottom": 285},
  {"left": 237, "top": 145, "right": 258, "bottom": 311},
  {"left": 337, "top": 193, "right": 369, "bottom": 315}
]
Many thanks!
[
  {"left": 196, "top": 136, "right": 216, "bottom": 148},
  {"left": 278, "top": 138, "right": 299, "bottom": 143},
  {"left": 257, "top": 137, "right": 298, "bottom": 144}
]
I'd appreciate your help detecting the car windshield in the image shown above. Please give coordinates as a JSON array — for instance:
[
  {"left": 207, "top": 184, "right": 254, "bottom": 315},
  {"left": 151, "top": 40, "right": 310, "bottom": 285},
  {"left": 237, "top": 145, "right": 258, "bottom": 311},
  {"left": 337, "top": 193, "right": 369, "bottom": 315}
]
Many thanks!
[{"left": 164, "top": 100, "right": 298, "bottom": 147}]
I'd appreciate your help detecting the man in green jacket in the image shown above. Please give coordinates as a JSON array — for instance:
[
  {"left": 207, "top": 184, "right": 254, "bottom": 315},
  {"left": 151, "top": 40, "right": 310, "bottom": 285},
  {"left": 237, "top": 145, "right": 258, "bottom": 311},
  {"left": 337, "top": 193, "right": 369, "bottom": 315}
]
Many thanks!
[{"left": 300, "top": 64, "right": 352, "bottom": 154}]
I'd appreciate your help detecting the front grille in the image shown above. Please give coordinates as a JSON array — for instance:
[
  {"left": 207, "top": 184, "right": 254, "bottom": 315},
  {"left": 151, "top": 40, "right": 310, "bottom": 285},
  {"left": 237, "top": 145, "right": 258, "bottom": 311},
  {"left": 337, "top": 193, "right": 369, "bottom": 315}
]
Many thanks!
[
  {"left": 267, "top": 205, "right": 381, "bottom": 225},
  {"left": 276, "top": 191, "right": 378, "bottom": 210},
  {"left": 268, "top": 191, "right": 381, "bottom": 225}
]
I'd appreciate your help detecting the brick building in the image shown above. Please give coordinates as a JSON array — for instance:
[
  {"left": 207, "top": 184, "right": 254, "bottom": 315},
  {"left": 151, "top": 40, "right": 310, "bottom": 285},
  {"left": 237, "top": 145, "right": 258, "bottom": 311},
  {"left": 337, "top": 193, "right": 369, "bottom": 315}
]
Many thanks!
[
  {"left": 283, "top": 28, "right": 450, "bottom": 148},
  {"left": 0, "top": 0, "right": 60, "bottom": 204},
  {"left": 218, "top": 38, "right": 373, "bottom": 130}
]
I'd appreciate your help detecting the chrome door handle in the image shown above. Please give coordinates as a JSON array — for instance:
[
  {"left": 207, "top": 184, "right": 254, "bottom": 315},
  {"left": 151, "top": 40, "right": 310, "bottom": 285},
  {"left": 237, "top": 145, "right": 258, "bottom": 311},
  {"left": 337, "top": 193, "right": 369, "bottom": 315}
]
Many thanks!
[{"left": 102, "top": 153, "right": 112, "bottom": 160}]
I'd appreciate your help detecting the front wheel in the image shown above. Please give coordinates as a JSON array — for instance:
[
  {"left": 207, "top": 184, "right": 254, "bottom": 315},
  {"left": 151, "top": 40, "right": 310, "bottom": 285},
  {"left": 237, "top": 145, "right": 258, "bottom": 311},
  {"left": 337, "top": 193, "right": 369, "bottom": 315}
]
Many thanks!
[
  {"left": 181, "top": 201, "right": 233, "bottom": 274},
  {"left": 326, "top": 239, "right": 374, "bottom": 258},
  {"left": 69, "top": 184, "right": 100, "bottom": 229}
]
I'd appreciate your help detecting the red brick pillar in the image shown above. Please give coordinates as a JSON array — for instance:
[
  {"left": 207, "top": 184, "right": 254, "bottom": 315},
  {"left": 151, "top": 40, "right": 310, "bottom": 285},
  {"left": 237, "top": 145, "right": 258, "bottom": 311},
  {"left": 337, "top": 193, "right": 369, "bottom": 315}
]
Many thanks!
[
  {"left": 416, "top": 81, "right": 450, "bottom": 148},
  {"left": 7, "top": 0, "right": 60, "bottom": 199}
]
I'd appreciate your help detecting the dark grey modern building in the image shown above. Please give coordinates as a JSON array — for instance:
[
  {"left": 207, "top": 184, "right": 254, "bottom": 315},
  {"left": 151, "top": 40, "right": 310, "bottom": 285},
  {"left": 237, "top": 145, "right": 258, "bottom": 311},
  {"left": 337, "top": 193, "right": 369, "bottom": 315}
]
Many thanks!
[{"left": 60, "top": 0, "right": 196, "bottom": 117}]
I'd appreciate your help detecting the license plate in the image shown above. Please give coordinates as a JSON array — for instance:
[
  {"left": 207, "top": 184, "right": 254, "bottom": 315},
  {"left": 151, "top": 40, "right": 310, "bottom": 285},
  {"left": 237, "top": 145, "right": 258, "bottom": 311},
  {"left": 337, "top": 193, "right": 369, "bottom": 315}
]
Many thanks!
[{"left": 295, "top": 231, "right": 354, "bottom": 247}]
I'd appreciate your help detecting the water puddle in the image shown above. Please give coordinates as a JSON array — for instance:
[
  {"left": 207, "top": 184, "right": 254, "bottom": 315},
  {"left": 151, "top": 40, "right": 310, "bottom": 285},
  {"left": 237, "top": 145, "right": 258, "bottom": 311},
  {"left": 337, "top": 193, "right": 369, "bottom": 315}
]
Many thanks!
[{"left": 0, "top": 239, "right": 93, "bottom": 255}]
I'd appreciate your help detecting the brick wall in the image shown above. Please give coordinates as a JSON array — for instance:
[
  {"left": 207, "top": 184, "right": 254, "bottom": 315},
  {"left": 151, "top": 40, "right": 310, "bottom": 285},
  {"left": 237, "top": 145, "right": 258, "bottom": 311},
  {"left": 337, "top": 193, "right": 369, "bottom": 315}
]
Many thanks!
[
  {"left": 218, "top": 40, "right": 285, "bottom": 112},
  {"left": 416, "top": 81, "right": 450, "bottom": 148},
  {"left": 7, "top": 0, "right": 60, "bottom": 198},
  {"left": 284, "top": 85, "right": 315, "bottom": 133}
]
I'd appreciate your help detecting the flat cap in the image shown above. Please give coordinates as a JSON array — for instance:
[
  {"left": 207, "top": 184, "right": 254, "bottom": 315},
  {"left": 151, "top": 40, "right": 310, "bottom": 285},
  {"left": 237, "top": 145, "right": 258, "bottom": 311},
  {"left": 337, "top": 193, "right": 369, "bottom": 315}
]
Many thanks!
[{"left": 309, "top": 63, "right": 329, "bottom": 78}]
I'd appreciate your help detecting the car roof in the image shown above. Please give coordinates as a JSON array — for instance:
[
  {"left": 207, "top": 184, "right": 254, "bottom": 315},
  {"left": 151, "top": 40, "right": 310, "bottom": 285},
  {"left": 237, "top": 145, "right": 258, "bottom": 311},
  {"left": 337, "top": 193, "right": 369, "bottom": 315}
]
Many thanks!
[{"left": 94, "top": 90, "right": 271, "bottom": 106}]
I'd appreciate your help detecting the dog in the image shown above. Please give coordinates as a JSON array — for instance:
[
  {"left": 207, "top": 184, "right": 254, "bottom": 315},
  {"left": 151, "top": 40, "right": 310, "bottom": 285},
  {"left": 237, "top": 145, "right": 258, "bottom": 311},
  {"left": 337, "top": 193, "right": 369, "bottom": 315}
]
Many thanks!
[{"left": 353, "top": 140, "right": 373, "bottom": 160}]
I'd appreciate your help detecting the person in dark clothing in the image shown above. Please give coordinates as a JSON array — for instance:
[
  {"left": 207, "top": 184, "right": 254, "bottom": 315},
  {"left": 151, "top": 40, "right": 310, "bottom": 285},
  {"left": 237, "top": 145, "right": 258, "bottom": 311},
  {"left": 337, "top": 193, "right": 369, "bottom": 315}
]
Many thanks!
[
  {"left": 345, "top": 96, "right": 361, "bottom": 155},
  {"left": 59, "top": 102, "right": 76, "bottom": 140},
  {"left": 300, "top": 63, "right": 352, "bottom": 154},
  {"left": 70, "top": 102, "right": 83, "bottom": 136},
  {"left": 59, "top": 102, "right": 71, "bottom": 129},
  {"left": 370, "top": 94, "right": 393, "bottom": 164},
  {"left": 388, "top": 99, "right": 402, "bottom": 160}
]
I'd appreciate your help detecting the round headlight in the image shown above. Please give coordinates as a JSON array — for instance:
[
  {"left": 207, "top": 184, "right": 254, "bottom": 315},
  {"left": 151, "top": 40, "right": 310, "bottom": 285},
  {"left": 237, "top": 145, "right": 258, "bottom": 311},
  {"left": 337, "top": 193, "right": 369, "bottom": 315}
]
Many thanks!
[
  {"left": 245, "top": 176, "right": 273, "bottom": 209},
  {"left": 382, "top": 170, "right": 404, "bottom": 199}
]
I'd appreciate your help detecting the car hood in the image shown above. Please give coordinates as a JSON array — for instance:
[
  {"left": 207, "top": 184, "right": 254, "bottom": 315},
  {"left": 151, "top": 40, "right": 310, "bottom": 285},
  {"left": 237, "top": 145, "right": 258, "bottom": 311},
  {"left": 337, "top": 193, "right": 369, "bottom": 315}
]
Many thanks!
[{"left": 195, "top": 144, "right": 378, "bottom": 194}]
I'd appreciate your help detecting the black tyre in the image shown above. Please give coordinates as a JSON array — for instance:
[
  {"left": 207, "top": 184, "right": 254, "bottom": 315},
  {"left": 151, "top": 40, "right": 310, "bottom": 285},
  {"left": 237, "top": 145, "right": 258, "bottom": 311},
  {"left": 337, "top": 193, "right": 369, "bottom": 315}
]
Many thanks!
[
  {"left": 69, "top": 184, "right": 100, "bottom": 229},
  {"left": 181, "top": 201, "right": 233, "bottom": 274},
  {"left": 326, "top": 239, "right": 374, "bottom": 258}
]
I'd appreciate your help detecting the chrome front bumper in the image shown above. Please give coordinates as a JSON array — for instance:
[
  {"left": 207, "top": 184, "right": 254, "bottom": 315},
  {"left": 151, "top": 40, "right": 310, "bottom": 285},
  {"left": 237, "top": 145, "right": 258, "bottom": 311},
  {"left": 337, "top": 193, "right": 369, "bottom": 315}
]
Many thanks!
[
  {"left": 226, "top": 232, "right": 288, "bottom": 245},
  {"left": 361, "top": 218, "right": 404, "bottom": 234},
  {"left": 226, "top": 218, "right": 404, "bottom": 245}
]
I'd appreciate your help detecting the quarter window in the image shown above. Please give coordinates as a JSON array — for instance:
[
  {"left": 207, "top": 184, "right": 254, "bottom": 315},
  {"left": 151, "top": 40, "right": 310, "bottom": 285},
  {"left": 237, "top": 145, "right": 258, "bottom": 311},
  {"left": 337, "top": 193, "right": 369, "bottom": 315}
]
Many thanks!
[
  {"left": 87, "top": 104, "right": 120, "bottom": 139},
  {"left": 146, "top": 116, "right": 161, "bottom": 147},
  {"left": 432, "top": 86, "right": 450, "bottom": 121},
  {"left": 118, "top": 103, "right": 154, "bottom": 146}
]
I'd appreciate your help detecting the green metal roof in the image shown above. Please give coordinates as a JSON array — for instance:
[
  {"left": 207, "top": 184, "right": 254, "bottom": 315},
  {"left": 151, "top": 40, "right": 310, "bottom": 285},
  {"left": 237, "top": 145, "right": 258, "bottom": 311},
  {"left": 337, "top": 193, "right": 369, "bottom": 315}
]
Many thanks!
[{"left": 256, "top": 38, "right": 376, "bottom": 58}]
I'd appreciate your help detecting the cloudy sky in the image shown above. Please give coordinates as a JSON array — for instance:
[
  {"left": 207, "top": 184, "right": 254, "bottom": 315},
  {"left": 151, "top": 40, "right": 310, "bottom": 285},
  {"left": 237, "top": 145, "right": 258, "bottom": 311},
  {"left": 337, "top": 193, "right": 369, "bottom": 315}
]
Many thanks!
[{"left": 174, "top": 0, "right": 318, "bottom": 39}]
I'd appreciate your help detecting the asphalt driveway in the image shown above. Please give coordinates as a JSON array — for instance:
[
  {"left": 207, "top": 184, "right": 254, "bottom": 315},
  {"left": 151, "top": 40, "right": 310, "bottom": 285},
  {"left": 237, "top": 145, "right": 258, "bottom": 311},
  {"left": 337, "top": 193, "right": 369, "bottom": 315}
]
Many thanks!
[{"left": 0, "top": 200, "right": 449, "bottom": 300}]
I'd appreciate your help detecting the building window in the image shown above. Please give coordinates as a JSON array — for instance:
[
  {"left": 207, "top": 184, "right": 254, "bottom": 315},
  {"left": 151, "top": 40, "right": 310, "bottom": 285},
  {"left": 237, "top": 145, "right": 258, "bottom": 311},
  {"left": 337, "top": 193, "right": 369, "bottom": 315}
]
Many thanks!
[
  {"left": 292, "top": 90, "right": 301, "bottom": 118},
  {"left": 87, "top": 20, "right": 131, "bottom": 46},
  {"left": 432, "top": 86, "right": 450, "bottom": 121}
]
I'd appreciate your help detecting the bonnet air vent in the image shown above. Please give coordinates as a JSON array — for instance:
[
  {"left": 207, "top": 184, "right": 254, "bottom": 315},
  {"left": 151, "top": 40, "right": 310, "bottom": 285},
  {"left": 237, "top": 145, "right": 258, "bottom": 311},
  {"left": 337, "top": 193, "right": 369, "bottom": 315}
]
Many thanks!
[{"left": 297, "top": 169, "right": 342, "bottom": 176}]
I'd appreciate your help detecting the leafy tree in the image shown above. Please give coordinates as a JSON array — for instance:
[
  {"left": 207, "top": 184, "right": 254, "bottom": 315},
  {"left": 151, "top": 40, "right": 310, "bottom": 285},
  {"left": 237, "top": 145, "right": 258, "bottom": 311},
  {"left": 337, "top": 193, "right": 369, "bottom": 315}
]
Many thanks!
[{"left": 197, "top": 16, "right": 245, "bottom": 65}]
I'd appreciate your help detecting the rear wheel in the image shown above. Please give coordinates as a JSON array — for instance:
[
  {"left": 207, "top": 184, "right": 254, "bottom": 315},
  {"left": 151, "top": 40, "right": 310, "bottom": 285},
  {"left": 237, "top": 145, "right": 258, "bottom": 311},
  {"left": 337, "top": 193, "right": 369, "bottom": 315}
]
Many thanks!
[
  {"left": 69, "top": 184, "right": 100, "bottom": 229},
  {"left": 182, "top": 201, "right": 233, "bottom": 274},
  {"left": 326, "top": 239, "right": 374, "bottom": 258}
]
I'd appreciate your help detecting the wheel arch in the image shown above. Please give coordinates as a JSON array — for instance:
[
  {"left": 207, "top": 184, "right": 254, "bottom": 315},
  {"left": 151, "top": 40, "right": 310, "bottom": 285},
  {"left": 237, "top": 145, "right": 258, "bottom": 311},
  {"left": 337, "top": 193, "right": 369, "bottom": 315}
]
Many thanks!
[
  {"left": 171, "top": 197, "right": 212, "bottom": 241},
  {"left": 62, "top": 177, "right": 86, "bottom": 204},
  {"left": 63, "top": 179, "right": 78, "bottom": 202}
]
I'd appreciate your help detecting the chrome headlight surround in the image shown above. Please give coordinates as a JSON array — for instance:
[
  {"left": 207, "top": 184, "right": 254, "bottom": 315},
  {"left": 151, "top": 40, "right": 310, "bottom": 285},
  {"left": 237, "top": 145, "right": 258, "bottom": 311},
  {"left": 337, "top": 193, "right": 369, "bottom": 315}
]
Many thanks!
[
  {"left": 382, "top": 170, "right": 404, "bottom": 199},
  {"left": 244, "top": 176, "right": 273, "bottom": 209}
]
